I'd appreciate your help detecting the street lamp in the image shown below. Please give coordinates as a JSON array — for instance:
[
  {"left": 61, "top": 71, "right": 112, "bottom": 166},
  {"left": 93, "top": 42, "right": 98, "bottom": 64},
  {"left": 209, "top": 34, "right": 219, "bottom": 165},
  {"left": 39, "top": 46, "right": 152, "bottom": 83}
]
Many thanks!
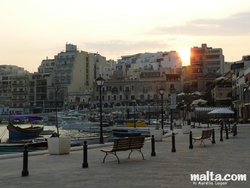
[
  {"left": 159, "top": 88, "right": 164, "bottom": 130},
  {"left": 148, "top": 103, "right": 150, "bottom": 125},
  {"left": 169, "top": 85, "right": 176, "bottom": 131},
  {"left": 133, "top": 100, "right": 136, "bottom": 128},
  {"left": 96, "top": 75, "right": 105, "bottom": 144},
  {"left": 182, "top": 100, "right": 185, "bottom": 125},
  {"left": 52, "top": 83, "right": 61, "bottom": 136}
]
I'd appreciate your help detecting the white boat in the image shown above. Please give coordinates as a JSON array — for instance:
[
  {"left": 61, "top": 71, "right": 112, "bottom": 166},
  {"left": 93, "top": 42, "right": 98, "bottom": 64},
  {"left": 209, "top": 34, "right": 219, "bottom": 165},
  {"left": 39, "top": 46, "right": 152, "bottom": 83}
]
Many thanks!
[
  {"left": 59, "top": 112, "right": 99, "bottom": 130},
  {"left": 70, "top": 135, "right": 111, "bottom": 146}
]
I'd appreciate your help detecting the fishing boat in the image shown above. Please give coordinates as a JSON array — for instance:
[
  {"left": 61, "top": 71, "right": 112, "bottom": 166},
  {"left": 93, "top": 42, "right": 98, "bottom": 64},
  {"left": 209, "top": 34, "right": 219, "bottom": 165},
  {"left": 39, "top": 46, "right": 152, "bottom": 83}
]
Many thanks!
[
  {"left": 70, "top": 135, "right": 111, "bottom": 146},
  {"left": 112, "top": 129, "right": 142, "bottom": 137},
  {"left": 7, "top": 115, "right": 44, "bottom": 140},
  {"left": 0, "top": 140, "right": 48, "bottom": 153},
  {"left": 60, "top": 112, "right": 102, "bottom": 130}
]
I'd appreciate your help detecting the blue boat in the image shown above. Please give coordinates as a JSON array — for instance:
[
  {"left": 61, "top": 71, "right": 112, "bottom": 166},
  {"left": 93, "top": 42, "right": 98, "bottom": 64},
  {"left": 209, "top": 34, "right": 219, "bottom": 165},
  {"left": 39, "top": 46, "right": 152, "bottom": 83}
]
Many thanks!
[
  {"left": 112, "top": 130, "right": 141, "bottom": 137},
  {"left": 7, "top": 115, "right": 44, "bottom": 140}
]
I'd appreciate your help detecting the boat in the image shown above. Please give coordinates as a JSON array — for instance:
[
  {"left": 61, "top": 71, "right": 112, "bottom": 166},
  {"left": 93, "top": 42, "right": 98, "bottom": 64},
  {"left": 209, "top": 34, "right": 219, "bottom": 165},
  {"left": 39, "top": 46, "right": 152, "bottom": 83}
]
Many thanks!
[
  {"left": 125, "top": 120, "right": 147, "bottom": 127},
  {"left": 70, "top": 135, "right": 111, "bottom": 146},
  {"left": 112, "top": 131, "right": 141, "bottom": 137},
  {"left": 0, "top": 140, "right": 48, "bottom": 153},
  {"left": 59, "top": 112, "right": 100, "bottom": 130},
  {"left": 7, "top": 115, "right": 44, "bottom": 140}
]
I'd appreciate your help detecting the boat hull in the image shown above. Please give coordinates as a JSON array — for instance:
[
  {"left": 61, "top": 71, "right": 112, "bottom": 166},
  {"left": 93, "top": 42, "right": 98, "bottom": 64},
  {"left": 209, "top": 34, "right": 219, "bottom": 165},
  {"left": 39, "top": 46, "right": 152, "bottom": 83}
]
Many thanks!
[
  {"left": 126, "top": 122, "right": 147, "bottom": 127},
  {"left": 0, "top": 141, "right": 48, "bottom": 152},
  {"left": 7, "top": 123, "right": 44, "bottom": 140},
  {"left": 70, "top": 135, "right": 111, "bottom": 146}
]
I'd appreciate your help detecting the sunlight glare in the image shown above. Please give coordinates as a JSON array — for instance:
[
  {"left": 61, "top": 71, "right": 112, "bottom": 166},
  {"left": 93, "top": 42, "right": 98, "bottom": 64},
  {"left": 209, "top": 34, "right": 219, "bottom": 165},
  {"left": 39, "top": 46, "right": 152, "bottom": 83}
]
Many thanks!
[{"left": 179, "top": 48, "right": 190, "bottom": 65}]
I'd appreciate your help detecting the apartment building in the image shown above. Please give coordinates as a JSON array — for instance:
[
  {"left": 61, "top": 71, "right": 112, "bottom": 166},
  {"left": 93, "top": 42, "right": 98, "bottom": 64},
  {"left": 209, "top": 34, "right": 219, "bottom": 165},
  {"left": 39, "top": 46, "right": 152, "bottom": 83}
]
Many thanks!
[
  {"left": 10, "top": 74, "right": 31, "bottom": 114},
  {"left": 0, "top": 65, "right": 30, "bottom": 114},
  {"left": 43, "top": 43, "right": 109, "bottom": 111},
  {"left": 93, "top": 68, "right": 182, "bottom": 109},
  {"left": 117, "top": 51, "right": 182, "bottom": 71},
  {"left": 190, "top": 44, "right": 224, "bottom": 92}
]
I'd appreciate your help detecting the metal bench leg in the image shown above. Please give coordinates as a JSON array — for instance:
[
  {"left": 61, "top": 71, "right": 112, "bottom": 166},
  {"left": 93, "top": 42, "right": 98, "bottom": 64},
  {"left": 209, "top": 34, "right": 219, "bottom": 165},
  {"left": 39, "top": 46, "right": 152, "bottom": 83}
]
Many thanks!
[
  {"left": 201, "top": 140, "right": 206, "bottom": 147},
  {"left": 139, "top": 149, "right": 145, "bottom": 160},
  {"left": 102, "top": 152, "right": 108, "bottom": 163},
  {"left": 128, "top": 150, "right": 133, "bottom": 159},
  {"left": 103, "top": 152, "right": 121, "bottom": 164},
  {"left": 128, "top": 149, "right": 145, "bottom": 160},
  {"left": 208, "top": 138, "right": 212, "bottom": 144}
]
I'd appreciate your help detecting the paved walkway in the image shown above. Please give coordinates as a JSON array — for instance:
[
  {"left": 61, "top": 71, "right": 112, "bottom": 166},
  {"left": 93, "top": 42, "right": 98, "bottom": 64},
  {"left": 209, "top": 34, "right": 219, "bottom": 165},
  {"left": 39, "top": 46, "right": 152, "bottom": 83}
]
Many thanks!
[{"left": 0, "top": 124, "right": 249, "bottom": 188}]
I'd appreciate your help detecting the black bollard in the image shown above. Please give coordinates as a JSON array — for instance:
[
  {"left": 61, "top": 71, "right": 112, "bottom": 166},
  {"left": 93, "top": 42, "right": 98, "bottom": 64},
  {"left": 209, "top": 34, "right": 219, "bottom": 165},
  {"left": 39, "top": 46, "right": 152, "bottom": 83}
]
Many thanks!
[
  {"left": 22, "top": 144, "right": 29, "bottom": 177},
  {"left": 212, "top": 129, "right": 216, "bottom": 144},
  {"left": 189, "top": 131, "right": 193, "bottom": 149},
  {"left": 171, "top": 133, "right": 176, "bottom": 152},
  {"left": 82, "top": 141, "right": 88, "bottom": 168},
  {"left": 225, "top": 126, "right": 229, "bottom": 139},
  {"left": 220, "top": 128, "right": 223, "bottom": 141},
  {"left": 151, "top": 135, "right": 156, "bottom": 156}
]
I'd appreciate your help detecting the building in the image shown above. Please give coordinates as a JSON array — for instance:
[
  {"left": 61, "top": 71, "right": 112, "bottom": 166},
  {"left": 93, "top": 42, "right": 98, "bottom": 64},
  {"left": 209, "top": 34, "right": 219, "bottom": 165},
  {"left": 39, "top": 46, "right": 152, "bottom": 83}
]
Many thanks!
[
  {"left": 117, "top": 51, "right": 182, "bottom": 71},
  {"left": 0, "top": 65, "right": 30, "bottom": 114},
  {"left": 44, "top": 43, "right": 109, "bottom": 111},
  {"left": 93, "top": 68, "right": 182, "bottom": 112},
  {"left": 190, "top": 44, "right": 224, "bottom": 92},
  {"left": 10, "top": 74, "right": 32, "bottom": 114}
]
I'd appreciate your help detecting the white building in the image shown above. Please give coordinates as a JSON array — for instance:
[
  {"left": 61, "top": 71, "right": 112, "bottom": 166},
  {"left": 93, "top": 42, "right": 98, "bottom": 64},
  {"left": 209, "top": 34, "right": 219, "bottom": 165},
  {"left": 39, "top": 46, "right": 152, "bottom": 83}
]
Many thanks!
[{"left": 117, "top": 51, "right": 182, "bottom": 72}]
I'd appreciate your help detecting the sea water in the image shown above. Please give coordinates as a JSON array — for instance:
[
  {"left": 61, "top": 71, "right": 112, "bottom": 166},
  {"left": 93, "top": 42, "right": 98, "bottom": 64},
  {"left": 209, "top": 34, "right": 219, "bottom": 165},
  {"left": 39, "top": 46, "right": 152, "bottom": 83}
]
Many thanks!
[{"left": 0, "top": 124, "right": 98, "bottom": 155}]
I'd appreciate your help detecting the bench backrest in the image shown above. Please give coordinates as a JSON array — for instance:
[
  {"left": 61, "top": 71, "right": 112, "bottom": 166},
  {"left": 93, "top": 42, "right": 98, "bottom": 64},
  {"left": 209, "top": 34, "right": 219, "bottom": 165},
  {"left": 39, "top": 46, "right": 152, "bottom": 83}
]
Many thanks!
[
  {"left": 201, "top": 130, "right": 212, "bottom": 139},
  {"left": 113, "top": 136, "right": 145, "bottom": 151}
]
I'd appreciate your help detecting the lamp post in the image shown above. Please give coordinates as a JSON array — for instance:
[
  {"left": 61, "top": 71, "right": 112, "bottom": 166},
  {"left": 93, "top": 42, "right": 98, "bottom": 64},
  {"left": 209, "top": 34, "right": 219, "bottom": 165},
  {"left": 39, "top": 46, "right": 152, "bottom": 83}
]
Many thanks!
[
  {"left": 133, "top": 100, "right": 136, "bottom": 128},
  {"left": 159, "top": 88, "right": 164, "bottom": 130},
  {"left": 182, "top": 100, "right": 185, "bottom": 125},
  {"left": 96, "top": 75, "right": 105, "bottom": 144},
  {"left": 52, "top": 83, "right": 61, "bottom": 136},
  {"left": 169, "top": 85, "right": 176, "bottom": 131},
  {"left": 148, "top": 103, "right": 150, "bottom": 125}
]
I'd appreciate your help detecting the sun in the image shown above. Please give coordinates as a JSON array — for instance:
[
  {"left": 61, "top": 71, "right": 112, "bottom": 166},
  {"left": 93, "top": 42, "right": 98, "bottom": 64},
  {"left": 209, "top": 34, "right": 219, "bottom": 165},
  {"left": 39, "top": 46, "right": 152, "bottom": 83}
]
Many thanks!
[{"left": 179, "top": 48, "right": 190, "bottom": 65}]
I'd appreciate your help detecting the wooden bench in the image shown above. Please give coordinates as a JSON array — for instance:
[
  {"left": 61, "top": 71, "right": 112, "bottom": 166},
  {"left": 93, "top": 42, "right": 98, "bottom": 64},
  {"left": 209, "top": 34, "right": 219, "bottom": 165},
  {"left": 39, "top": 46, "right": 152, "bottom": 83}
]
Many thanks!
[
  {"left": 193, "top": 129, "right": 213, "bottom": 147},
  {"left": 101, "top": 136, "right": 145, "bottom": 164}
]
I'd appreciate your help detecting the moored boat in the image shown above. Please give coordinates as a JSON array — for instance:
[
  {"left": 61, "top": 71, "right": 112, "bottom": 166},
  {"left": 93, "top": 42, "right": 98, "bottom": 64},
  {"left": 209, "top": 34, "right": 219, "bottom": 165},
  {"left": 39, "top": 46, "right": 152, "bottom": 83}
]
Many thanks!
[
  {"left": 7, "top": 115, "right": 44, "bottom": 140},
  {"left": 112, "top": 131, "right": 141, "bottom": 137},
  {"left": 0, "top": 140, "right": 48, "bottom": 153},
  {"left": 70, "top": 135, "right": 111, "bottom": 146}
]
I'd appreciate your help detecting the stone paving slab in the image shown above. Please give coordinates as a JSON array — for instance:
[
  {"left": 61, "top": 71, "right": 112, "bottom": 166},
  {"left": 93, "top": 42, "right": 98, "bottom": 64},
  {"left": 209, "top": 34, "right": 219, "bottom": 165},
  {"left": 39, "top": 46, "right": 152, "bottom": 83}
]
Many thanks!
[{"left": 0, "top": 125, "right": 249, "bottom": 188}]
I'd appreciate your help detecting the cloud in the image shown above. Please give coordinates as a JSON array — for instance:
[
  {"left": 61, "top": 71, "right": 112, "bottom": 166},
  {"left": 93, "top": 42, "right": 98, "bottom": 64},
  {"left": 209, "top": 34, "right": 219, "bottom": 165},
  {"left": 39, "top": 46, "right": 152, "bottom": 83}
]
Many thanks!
[
  {"left": 82, "top": 39, "right": 176, "bottom": 58},
  {"left": 148, "top": 11, "right": 250, "bottom": 36}
]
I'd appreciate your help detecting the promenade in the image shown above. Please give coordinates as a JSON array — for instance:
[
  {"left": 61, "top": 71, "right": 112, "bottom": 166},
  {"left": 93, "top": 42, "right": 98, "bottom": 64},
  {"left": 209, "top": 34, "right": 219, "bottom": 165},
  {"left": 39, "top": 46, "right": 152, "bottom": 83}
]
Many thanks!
[{"left": 0, "top": 124, "right": 249, "bottom": 188}]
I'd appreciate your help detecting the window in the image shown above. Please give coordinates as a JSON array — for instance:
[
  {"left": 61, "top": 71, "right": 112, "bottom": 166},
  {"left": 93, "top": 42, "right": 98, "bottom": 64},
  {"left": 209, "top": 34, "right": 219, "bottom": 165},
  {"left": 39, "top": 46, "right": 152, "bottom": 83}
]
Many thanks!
[{"left": 147, "top": 94, "right": 150, "bottom": 100}]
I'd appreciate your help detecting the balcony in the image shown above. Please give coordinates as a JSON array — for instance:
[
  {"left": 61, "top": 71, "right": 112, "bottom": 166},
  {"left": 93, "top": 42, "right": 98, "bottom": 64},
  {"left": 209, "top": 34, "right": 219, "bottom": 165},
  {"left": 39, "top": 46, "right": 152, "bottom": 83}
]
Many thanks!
[
  {"left": 123, "top": 89, "right": 130, "bottom": 94},
  {"left": 12, "top": 91, "right": 27, "bottom": 94},
  {"left": 111, "top": 90, "right": 118, "bottom": 94}
]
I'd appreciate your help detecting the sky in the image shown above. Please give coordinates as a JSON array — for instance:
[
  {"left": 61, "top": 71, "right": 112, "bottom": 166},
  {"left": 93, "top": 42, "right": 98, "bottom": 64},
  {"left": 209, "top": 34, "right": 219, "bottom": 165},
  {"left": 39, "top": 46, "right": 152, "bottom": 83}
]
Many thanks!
[{"left": 1, "top": 0, "right": 250, "bottom": 73}]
